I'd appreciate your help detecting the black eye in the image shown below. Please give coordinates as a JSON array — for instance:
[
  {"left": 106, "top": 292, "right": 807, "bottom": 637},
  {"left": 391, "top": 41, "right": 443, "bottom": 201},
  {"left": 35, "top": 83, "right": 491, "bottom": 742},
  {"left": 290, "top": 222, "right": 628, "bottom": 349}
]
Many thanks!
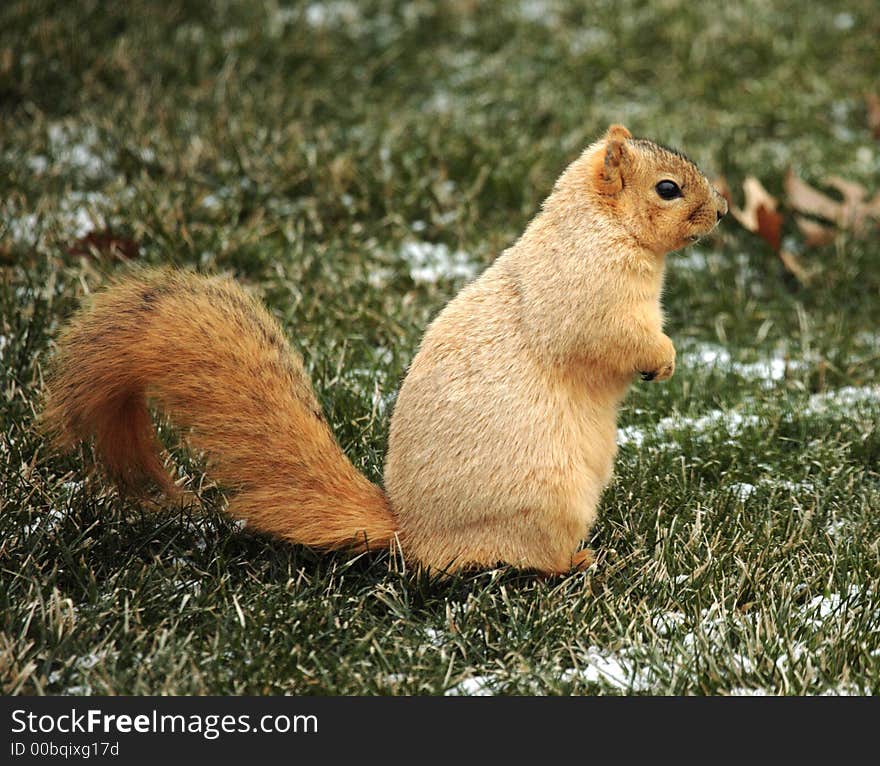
[{"left": 655, "top": 180, "right": 682, "bottom": 200}]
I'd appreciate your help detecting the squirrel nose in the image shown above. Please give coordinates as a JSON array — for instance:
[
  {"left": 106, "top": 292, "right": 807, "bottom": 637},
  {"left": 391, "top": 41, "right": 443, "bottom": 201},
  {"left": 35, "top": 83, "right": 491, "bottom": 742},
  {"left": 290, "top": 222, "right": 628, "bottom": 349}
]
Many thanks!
[{"left": 714, "top": 191, "right": 728, "bottom": 220}]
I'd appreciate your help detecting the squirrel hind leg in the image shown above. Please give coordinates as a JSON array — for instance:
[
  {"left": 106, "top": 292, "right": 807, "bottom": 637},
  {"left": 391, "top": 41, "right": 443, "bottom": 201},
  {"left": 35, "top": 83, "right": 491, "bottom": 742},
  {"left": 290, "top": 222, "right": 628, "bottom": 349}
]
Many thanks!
[{"left": 91, "top": 389, "right": 178, "bottom": 498}]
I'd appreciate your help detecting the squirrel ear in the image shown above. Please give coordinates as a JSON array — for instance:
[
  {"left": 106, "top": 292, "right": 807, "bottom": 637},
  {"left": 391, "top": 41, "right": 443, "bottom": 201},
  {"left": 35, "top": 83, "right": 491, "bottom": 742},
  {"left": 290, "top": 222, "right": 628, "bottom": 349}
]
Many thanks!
[
  {"left": 604, "top": 124, "right": 633, "bottom": 141},
  {"left": 594, "top": 137, "right": 631, "bottom": 195}
]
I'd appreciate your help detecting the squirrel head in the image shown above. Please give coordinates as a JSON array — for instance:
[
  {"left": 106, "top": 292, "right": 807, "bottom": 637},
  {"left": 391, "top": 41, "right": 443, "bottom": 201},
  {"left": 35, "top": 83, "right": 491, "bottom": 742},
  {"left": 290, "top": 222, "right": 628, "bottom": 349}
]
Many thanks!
[{"left": 560, "top": 125, "right": 728, "bottom": 255}]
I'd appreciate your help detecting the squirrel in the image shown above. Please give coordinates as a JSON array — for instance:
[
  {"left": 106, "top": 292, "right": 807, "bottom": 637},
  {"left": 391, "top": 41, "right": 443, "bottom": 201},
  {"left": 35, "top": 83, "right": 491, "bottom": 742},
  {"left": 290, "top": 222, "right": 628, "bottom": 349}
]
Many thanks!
[{"left": 43, "top": 124, "right": 727, "bottom": 575}]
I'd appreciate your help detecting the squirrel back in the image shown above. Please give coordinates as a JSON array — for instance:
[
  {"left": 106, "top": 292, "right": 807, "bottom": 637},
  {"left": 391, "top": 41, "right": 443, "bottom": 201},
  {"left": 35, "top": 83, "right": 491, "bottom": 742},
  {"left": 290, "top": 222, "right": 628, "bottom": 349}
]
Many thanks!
[{"left": 43, "top": 269, "right": 395, "bottom": 551}]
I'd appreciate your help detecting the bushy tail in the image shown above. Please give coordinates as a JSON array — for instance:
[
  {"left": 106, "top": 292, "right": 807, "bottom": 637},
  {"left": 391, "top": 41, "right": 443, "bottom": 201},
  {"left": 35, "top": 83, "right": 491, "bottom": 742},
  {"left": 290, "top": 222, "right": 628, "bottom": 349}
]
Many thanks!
[{"left": 42, "top": 269, "right": 397, "bottom": 551}]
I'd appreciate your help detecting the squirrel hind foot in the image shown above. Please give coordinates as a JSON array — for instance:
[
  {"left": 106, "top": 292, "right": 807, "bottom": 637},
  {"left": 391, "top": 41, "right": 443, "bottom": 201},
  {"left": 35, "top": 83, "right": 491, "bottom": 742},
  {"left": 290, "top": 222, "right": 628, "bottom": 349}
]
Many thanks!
[
  {"left": 571, "top": 548, "right": 594, "bottom": 571},
  {"left": 518, "top": 549, "right": 596, "bottom": 580}
]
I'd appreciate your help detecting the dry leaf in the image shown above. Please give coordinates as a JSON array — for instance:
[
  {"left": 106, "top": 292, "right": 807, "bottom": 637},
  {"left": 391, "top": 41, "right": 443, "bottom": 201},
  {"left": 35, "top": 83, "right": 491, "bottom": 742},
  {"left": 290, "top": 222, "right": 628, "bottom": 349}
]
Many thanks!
[
  {"left": 779, "top": 249, "right": 812, "bottom": 285},
  {"left": 729, "top": 176, "right": 779, "bottom": 231},
  {"left": 825, "top": 175, "right": 868, "bottom": 230},
  {"left": 784, "top": 169, "right": 842, "bottom": 224},
  {"left": 68, "top": 230, "right": 140, "bottom": 260},
  {"left": 785, "top": 168, "right": 880, "bottom": 233},
  {"left": 794, "top": 215, "right": 836, "bottom": 248},
  {"left": 825, "top": 175, "right": 867, "bottom": 208},
  {"left": 755, "top": 204, "right": 783, "bottom": 252},
  {"left": 727, "top": 176, "right": 783, "bottom": 251},
  {"left": 867, "top": 92, "right": 880, "bottom": 140},
  {"left": 722, "top": 170, "right": 880, "bottom": 278}
]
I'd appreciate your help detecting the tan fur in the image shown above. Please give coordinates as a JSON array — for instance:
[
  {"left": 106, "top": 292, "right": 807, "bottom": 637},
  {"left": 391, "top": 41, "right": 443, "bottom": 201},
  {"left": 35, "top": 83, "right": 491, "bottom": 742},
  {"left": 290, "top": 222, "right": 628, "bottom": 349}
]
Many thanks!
[
  {"left": 42, "top": 125, "right": 726, "bottom": 575},
  {"left": 384, "top": 125, "right": 727, "bottom": 573}
]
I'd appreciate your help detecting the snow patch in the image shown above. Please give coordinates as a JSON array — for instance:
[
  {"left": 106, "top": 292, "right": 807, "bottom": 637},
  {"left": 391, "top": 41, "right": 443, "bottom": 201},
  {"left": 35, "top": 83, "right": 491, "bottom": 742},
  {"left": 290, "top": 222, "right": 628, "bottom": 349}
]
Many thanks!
[
  {"left": 833, "top": 12, "right": 855, "bottom": 29},
  {"left": 3, "top": 191, "right": 109, "bottom": 245},
  {"left": 685, "top": 342, "right": 803, "bottom": 385},
  {"left": 730, "top": 482, "right": 756, "bottom": 501},
  {"left": 675, "top": 248, "right": 713, "bottom": 271},
  {"left": 27, "top": 155, "right": 49, "bottom": 174},
  {"left": 303, "top": 2, "right": 360, "bottom": 28},
  {"left": 516, "top": 0, "right": 560, "bottom": 26},
  {"left": 692, "top": 344, "right": 732, "bottom": 366},
  {"left": 2, "top": 212, "right": 39, "bottom": 242},
  {"left": 800, "top": 585, "right": 863, "bottom": 627},
  {"left": 201, "top": 193, "right": 223, "bottom": 211},
  {"left": 423, "top": 627, "right": 445, "bottom": 647},
  {"left": 616, "top": 424, "right": 645, "bottom": 447},
  {"left": 820, "top": 684, "right": 863, "bottom": 696},
  {"left": 445, "top": 675, "right": 496, "bottom": 696},
  {"left": 63, "top": 684, "right": 93, "bottom": 695},
  {"left": 619, "top": 383, "right": 879, "bottom": 449},
  {"left": 367, "top": 267, "right": 394, "bottom": 288},
  {"left": 652, "top": 611, "right": 687, "bottom": 637},
  {"left": 62, "top": 192, "right": 110, "bottom": 238},
  {"left": 561, "top": 647, "right": 652, "bottom": 692},
  {"left": 371, "top": 389, "right": 395, "bottom": 417},
  {"left": 445, "top": 591, "right": 877, "bottom": 696},
  {"left": 399, "top": 241, "right": 477, "bottom": 285},
  {"left": 727, "top": 686, "right": 773, "bottom": 696},
  {"left": 47, "top": 124, "right": 112, "bottom": 179},
  {"left": 806, "top": 386, "right": 879, "bottom": 412},
  {"left": 826, "top": 518, "right": 848, "bottom": 541},
  {"left": 618, "top": 407, "right": 757, "bottom": 447},
  {"left": 23, "top": 509, "right": 66, "bottom": 535}
]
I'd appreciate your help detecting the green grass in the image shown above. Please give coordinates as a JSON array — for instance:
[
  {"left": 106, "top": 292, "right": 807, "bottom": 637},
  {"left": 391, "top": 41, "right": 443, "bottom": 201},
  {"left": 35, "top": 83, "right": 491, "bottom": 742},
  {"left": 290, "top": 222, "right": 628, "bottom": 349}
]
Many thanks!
[{"left": 2, "top": 0, "right": 879, "bottom": 695}]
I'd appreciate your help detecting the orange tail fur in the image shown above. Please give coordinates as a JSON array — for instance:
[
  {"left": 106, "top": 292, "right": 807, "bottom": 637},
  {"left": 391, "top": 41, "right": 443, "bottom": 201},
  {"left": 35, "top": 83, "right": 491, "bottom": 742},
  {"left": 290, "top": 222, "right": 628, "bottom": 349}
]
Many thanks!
[{"left": 42, "top": 269, "right": 397, "bottom": 552}]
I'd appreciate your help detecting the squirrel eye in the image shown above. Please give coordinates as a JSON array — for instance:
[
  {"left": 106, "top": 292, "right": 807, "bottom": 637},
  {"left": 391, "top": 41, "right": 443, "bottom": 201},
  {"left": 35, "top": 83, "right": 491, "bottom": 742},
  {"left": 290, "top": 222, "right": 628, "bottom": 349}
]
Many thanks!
[{"left": 655, "top": 180, "right": 682, "bottom": 200}]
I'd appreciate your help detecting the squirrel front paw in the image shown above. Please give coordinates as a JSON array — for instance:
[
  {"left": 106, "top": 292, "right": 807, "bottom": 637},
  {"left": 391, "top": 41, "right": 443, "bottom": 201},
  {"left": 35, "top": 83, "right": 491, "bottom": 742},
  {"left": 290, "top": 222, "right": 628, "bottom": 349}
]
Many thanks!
[{"left": 637, "top": 335, "right": 676, "bottom": 382}]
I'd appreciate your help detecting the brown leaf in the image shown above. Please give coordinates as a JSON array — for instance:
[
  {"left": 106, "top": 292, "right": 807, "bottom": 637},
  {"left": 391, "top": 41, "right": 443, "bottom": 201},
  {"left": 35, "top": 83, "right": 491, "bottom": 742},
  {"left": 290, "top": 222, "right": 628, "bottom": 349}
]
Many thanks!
[
  {"left": 779, "top": 249, "right": 812, "bottom": 285},
  {"left": 825, "top": 175, "right": 868, "bottom": 228},
  {"left": 67, "top": 230, "right": 140, "bottom": 260},
  {"left": 785, "top": 169, "right": 880, "bottom": 234},
  {"left": 729, "top": 176, "right": 780, "bottom": 233},
  {"left": 726, "top": 176, "right": 783, "bottom": 252},
  {"left": 829, "top": 177, "right": 880, "bottom": 232},
  {"left": 794, "top": 215, "right": 836, "bottom": 248},
  {"left": 784, "top": 169, "right": 842, "bottom": 224},
  {"left": 825, "top": 175, "right": 867, "bottom": 207},
  {"left": 755, "top": 204, "right": 783, "bottom": 252},
  {"left": 866, "top": 92, "right": 880, "bottom": 140}
]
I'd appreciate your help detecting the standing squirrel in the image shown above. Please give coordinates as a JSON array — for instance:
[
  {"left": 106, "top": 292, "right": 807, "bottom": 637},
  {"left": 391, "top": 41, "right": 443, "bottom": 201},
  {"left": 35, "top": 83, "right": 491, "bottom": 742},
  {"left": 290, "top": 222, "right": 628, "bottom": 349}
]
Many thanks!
[{"left": 43, "top": 125, "right": 727, "bottom": 575}]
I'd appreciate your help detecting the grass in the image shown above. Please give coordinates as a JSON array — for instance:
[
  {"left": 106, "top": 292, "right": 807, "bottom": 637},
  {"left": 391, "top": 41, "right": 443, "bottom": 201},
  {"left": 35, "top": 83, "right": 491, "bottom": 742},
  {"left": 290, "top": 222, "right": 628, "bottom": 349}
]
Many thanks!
[{"left": 1, "top": 0, "right": 879, "bottom": 695}]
